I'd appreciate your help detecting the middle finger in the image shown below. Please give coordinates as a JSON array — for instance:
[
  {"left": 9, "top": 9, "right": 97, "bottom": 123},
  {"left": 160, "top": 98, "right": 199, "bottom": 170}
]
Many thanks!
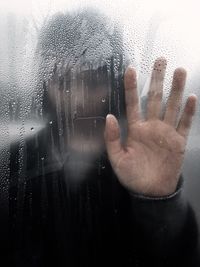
[{"left": 147, "top": 57, "right": 167, "bottom": 120}]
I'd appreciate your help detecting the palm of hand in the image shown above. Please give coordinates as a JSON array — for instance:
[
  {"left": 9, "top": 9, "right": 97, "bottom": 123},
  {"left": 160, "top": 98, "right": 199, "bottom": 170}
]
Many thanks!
[
  {"left": 105, "top": 58, "right": 197, "bottom": 197},
  {"left": 114, "top": 119, "right": 185, "bottom": 196}
]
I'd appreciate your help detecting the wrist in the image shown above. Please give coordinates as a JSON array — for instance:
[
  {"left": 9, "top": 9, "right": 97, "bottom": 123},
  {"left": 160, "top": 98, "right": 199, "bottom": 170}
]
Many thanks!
[
  {"left": 124, "top": 175, "right": 181, "bottom": 198},
  {"left": 127, "top": 176, "right": 183, "bottom": 199}
]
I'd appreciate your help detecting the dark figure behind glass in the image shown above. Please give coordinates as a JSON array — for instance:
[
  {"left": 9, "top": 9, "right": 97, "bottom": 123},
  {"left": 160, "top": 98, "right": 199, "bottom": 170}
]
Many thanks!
[{"left": 8, "top": 8, "right": 200, "bottom": 267}]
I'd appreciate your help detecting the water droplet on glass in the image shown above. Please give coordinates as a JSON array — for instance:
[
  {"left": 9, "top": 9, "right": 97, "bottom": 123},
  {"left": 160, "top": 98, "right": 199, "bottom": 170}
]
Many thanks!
[
  {"left": 49, "top": 121, "right": 53, "bottom": 125},
  {"left": 31, "top": 127, "right": 34, "bottom": 131},
  {"left": 102, "top": 98, "right": 106, "bottom": 103}
]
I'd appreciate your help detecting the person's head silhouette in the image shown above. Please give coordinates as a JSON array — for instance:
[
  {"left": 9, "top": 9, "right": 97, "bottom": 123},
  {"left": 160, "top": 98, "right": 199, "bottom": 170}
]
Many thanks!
[{"left": 35, "top": 8, "right": 129, "bottom": 180}]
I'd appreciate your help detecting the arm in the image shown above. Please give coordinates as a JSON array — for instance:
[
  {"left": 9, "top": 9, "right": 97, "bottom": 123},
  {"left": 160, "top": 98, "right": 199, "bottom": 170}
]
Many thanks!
[
  {"left": 129, "top": 178, "right": 199, "bottom": 266},
  {"left": 104, "top": 57, "right": 199, "bottom": 265}
]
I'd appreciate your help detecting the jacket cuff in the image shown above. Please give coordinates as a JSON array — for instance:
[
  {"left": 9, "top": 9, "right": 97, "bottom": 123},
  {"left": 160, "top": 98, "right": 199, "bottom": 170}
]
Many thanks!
[
  {"left": 129, "top": 175, "right": 183, "bottom": 201},
  {"left": 129, "top": 176, "right": 188, "bottom": 242}
]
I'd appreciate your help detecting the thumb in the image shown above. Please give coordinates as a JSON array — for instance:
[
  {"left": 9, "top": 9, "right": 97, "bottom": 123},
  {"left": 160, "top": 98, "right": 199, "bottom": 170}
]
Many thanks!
[{"left": 104, "top": 114, "right": 123, "bottom": 158}]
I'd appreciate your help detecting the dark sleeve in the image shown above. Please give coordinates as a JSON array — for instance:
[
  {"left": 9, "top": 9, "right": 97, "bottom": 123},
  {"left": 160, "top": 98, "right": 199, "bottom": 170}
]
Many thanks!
[{"left": 129, "top": 177, "right": 200, "bottom": 267}]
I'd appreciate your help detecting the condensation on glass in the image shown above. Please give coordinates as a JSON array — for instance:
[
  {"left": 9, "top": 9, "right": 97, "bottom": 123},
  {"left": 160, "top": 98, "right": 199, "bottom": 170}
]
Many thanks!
[{"left": 0, "top": 0, "right": 200, "bottom": 265}]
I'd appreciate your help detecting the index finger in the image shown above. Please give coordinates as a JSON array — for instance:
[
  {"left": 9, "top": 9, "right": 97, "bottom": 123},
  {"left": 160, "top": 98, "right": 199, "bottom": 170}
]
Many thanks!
[{"left": 124, "top": 67, "right": 141, "bottom": 128}]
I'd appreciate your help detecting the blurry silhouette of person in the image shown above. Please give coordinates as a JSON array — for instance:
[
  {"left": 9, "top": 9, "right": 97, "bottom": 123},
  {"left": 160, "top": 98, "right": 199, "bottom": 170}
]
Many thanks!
[{"left": 9, "top": 8, "right": 200, "bottom": 267}]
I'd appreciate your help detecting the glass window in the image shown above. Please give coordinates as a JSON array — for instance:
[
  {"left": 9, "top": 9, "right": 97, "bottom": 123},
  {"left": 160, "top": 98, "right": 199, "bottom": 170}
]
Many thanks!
[{"left": 0, "top": 0, "right": 200, "bottom": 266}]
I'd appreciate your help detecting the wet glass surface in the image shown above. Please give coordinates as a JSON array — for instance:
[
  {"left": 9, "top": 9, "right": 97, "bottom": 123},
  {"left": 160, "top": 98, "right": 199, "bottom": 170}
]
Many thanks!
[{"left": 0, "top": 0, "right": 200, "bottom": 266}]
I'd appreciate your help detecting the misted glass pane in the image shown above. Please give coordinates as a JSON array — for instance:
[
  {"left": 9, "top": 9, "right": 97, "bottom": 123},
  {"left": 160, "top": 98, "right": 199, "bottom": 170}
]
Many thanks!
[{"left": 0, "top": 0, "right": 200, "bottom": 266}]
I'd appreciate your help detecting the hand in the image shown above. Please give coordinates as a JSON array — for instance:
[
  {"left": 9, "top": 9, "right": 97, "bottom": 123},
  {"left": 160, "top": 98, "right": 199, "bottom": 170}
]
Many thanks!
[{"left": 104, "top": 57, "right": 197, "bottom": 197}]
